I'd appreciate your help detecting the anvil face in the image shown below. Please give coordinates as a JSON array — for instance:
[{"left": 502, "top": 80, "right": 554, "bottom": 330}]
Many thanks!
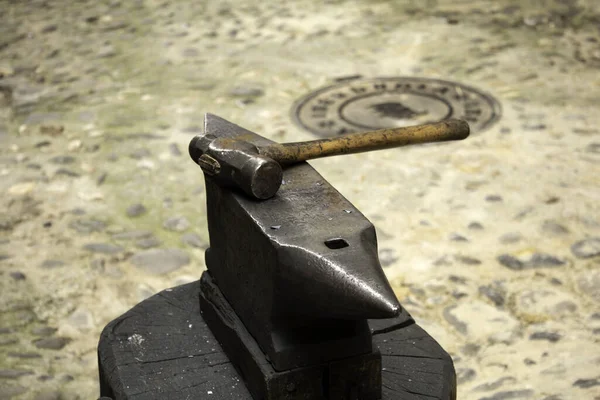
[{"left": 201, "top": 114, "right": 400, "bottom": 371}]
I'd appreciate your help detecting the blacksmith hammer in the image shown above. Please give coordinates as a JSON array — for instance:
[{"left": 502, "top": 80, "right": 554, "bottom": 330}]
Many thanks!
[{"left": 189, "top": 119, "right": 470, "bottom": 199}]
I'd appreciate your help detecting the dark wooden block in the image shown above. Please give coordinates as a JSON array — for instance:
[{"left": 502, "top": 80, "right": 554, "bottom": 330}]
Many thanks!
[
  {"left": 98, "top": 281, "right": 456, "bottom": 399},
  {"left": 328, "top": 350, "right": 381, "bottom": 400}
]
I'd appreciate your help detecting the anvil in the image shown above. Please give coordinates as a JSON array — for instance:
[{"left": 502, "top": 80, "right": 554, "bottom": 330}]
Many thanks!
[
  {"left": 198, "top": 114, "right": 399, "bottom": 399},
  {"left": 193, "top": 114, "right": 465, "bottom": 399},
  {"left": 97, "top": 113, "right": 464, "bottom": 400}
]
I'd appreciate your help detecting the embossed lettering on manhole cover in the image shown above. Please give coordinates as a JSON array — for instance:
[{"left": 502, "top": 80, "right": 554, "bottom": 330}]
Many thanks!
[{"left": 291, "top": 77, "right": 501, "bottom": 137}]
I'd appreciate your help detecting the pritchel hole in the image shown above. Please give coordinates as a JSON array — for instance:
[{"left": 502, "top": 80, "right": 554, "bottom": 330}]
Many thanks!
[{"left": 324, "top": 238, "right": 349, "bottom": 249}]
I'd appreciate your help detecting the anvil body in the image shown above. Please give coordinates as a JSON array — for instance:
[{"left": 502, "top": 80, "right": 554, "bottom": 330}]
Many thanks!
[{"left": 199, "top": 114, "right": 400, "bottom": 398}]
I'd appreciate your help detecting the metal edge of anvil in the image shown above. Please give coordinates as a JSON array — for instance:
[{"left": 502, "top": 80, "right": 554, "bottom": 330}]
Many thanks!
[{"left": 97, "top": 281, "right": 456, "bottom": 399}]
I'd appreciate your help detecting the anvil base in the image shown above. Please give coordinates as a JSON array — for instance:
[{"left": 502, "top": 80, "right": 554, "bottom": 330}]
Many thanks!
[
  {"left": 98, "top": 280, "right": 456, "bottom": 399},
  {"left": 199, "top": 271, "right": 381, "bottom": 400}
]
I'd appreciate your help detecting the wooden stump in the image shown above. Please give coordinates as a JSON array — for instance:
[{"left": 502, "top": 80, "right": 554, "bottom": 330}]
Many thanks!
[{"left": 98, "top": 281, "right": 456, "bottom": 399}]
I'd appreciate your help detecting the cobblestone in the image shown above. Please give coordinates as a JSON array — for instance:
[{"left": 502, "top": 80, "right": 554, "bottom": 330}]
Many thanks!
[{"left": 1, "top": 0, "right": 599, "bottom": 398}]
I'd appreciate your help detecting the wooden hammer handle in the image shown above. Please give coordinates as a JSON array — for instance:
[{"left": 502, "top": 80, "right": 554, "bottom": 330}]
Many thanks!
[{"left": 260, "top": 119, "right": 469, "bottom": 165}]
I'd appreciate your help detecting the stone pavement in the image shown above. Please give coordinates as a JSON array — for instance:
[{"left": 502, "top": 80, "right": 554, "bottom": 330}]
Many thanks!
[{"left": 1, "top": 0, "right": 599, "bottom": 399}]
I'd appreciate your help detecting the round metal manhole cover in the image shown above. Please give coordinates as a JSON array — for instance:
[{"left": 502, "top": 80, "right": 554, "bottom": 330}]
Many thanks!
[{"left": 291, "top": 77, "right": 501, "bottom": 137}]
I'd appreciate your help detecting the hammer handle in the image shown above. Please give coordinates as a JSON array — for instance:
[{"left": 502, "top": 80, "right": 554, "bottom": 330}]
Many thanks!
[{"left": 260, "top": 119, "right": 469, "bottom": 165}]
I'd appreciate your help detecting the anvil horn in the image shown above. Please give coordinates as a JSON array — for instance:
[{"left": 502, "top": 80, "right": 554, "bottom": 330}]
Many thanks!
[{"left": 276, "top": 240, "right": 400, "bottom": 320}]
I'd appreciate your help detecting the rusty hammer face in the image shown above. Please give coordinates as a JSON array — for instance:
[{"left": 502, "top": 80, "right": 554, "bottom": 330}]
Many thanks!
[{"left": 189, "top": 133, "right": 283, "bottom": 200}]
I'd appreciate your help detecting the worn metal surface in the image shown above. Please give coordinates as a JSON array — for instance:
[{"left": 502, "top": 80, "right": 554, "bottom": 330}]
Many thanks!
[
  {"left": 189, "top": 133, "right": 284, "bottom": 200},
  {"left": 189, "top": 116, "right": 469, "bottom": 199},
  {"left": 199, "top": 113, "right": 401, "bottom": 375}
]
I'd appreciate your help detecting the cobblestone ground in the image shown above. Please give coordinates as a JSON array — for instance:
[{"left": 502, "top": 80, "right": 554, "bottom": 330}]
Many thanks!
[{"left": 1, "top": 0, "right": 600, "bottom": 399}]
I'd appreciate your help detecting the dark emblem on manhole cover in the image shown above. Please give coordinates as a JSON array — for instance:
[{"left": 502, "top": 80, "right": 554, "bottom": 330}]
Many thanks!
[{"left": 291, "top": 77, "right": 501, "bottom": 137}]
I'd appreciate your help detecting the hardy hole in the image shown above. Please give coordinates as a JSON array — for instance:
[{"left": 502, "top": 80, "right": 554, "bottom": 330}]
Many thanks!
[{"left": 324, "top": 238, "right": 349, "bottom": 249}]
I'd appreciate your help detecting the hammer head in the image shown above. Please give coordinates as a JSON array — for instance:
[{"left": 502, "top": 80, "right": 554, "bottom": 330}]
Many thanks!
[{"left": 189, "top": 133, "right": 283, "bottom": 200}]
